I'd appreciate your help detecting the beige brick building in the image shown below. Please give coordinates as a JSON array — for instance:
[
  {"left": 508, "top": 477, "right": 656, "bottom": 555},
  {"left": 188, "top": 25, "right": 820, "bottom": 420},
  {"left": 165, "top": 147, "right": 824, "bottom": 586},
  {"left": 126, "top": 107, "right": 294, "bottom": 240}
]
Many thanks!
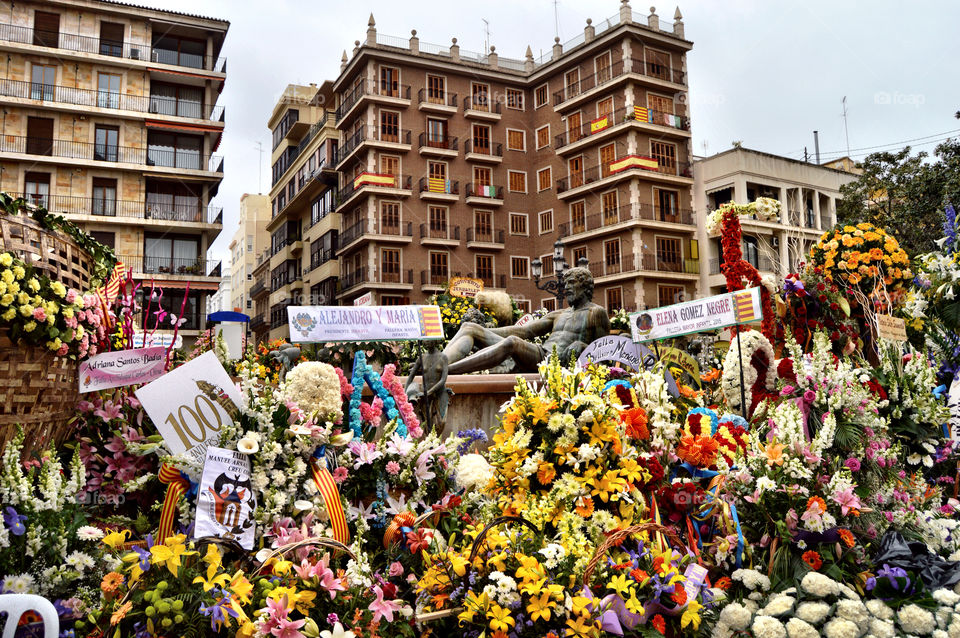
[
  {"left": 0, "top": 0, "right": 228, "bottom": 339},
  {"left": 229, "top": 193, "right": 270, "bottom": 314}
]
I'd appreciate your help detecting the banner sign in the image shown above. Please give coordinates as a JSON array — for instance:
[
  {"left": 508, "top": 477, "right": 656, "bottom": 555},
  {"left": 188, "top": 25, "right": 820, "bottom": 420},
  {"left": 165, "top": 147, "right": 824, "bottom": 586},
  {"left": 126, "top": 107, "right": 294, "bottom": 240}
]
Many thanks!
[
  {"left": 353, "top": 172, "right": 396, "bottom": 189},
  {"left": 577, "top": 334, "right": 679, "bottom": 396},
  {"left": 287, "top": 305, "right": 444, "bottom": 343},
  {"left": 659, "top": 346, "right": 701, "bottom": 386},
  {"left": 79, "top": 347, "right": 167, "bottom": 393},
  {"left": 631, "top": 287, "right": 762, "bottom": 343},
  {"left": 354, "top": 291, "right": 373, "bottom": 307},
  {"left": 194, "top": 446, "right": 256, "bottom": 549},
  {"left": 130, "top": 332, "right": 183, "bottom": 349},
  {"left": 877, "top": 314, "right": 908, "bottom": 342},
  {"left": 450, "top": 276, "right": 484, "bottom": 299},
  {"left": 135, "top": 351, "right": 242, "bottom": 463}
]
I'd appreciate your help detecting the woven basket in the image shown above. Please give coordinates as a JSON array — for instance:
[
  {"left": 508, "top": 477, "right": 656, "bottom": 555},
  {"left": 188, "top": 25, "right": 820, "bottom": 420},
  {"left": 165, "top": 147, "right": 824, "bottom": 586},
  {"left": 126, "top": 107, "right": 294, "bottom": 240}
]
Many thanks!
[{"left": 0, "top": 211, "right": 96, "bottom": 455}]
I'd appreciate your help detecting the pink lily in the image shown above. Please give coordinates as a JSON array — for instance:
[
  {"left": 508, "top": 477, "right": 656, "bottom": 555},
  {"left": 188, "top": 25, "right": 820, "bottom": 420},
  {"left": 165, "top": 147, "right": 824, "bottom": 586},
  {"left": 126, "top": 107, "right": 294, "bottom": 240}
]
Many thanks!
[
  {"left": 368, "top": 585, "right": 402, "bottom": 623},
  {"left": 832, "top": 487, "right": 863, "bottom": 516}
]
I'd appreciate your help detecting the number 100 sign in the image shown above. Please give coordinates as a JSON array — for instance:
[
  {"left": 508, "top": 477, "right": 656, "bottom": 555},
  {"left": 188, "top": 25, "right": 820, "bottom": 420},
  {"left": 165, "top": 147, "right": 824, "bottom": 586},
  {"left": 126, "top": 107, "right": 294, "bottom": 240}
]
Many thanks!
[{"left": 135, "top": 351, "right": 243, "bottom": 462}]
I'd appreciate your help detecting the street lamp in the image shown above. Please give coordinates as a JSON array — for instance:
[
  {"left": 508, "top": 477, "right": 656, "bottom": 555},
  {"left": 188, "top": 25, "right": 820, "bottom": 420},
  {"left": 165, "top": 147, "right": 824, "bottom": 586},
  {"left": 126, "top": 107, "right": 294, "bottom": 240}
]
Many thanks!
[{"left": 531, "top": 240, "right": 589, "bottom": 308}]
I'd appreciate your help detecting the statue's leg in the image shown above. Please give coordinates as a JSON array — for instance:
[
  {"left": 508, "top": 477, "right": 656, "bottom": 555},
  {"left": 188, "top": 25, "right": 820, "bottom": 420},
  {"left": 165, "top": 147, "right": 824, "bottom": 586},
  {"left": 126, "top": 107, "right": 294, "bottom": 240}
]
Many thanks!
[
  {"left": 443, "top": 323, "right": 504, "bottom": 366},
  {"left": 448, "top": 335, "right": 545, "bottom": 374}
]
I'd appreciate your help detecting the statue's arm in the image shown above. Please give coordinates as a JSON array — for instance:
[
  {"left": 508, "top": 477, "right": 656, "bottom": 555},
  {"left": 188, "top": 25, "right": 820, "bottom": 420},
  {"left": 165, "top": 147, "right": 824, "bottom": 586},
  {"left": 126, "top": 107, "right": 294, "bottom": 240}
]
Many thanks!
[{"left": 489, "top": 313, "right": 556, "bottom": 338}]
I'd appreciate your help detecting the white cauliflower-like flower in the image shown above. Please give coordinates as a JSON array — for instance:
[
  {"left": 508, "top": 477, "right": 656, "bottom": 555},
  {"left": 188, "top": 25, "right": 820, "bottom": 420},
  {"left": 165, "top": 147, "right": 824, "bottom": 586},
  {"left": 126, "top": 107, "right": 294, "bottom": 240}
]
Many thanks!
[
  {"left": 455, "top": 453, "right": 493, "bottom": 491},
  {"left": 867, "top": 599, "right": 895, "bottom": 620},
  {"left": 935, "top": 590, "right": 960, "bottom": 607},
  {"left": 711, "top": 621, "right": 734, "bottom": 638},
  {"left": 801, "top": 571, "right": 840, "bottom": 598},
  {"left": 823, "top": 618, "right": 860, "bottom": 638},
  {"left": 796, "top": 601, "right": 832, "bottom": 625},
  {"left": 751, "top": 615, "right": 787, "bottom": 638},
  {"left": 282, "top": 361, "right": 343, "bottom": 421},
  {"left": 732, "top": 568, "right": 772, "bottom": 591},
  {"left": 868, "top": 618, "right": 897, "bottom": 638},
  {"left": 762, "top": 595, "right": 796, "bottom": 617},
  {"left": 719, "top": 602, "right": 752, "bottom": 631},
  {"left": 899, "top": 603, "right": 936, "bottom": 635},
  {"left": 785, "top": 617, "right": 820, "bottom": 638},
  {"left": 836, "top": 599, "right": 869, "bottom": 624}
]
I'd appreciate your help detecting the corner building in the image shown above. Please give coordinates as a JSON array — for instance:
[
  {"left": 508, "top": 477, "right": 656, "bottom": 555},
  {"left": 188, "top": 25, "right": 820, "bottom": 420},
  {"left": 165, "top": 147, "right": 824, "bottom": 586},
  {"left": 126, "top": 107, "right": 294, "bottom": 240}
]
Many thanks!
[
  {"left": 331, "top": 1, "right": 698, "bottom": 313},
  {"left": 0, "top": 0, "right": 228, "bottom": 340}
]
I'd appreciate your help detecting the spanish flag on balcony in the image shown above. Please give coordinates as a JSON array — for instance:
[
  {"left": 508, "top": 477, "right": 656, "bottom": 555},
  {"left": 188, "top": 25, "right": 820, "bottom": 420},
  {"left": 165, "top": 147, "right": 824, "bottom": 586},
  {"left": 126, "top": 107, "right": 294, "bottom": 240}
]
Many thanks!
[
  {"left": 428, "top": 177, "right": 450, "bottom": 193},
  {"left": 609, "top": 155, "right": 658, "bottom": 174},
  {"left": 633, "top": 105, "right": 652, "bottom": 123},
  {"left": 419, "top": 306, "right": 444, "bottom": 339},
  {"left": 354, "top": 172, "right": 397, "bottom": 189},
  {"left": 590, "top": 115, "right": 610, "bottom": 133}
]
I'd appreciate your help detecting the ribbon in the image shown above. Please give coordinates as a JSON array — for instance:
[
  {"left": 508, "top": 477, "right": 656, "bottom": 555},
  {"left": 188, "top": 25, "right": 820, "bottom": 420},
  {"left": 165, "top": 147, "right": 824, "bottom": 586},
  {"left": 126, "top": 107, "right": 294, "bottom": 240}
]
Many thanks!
[
  {"left": 157, "top": 463, "right": 190, "bottom": 544},
  {"left": 383, "top": 511, "right": 416, "bottom": 548},
  {"left": 310, "top": 447, "right": 350, "bottom": 544}
]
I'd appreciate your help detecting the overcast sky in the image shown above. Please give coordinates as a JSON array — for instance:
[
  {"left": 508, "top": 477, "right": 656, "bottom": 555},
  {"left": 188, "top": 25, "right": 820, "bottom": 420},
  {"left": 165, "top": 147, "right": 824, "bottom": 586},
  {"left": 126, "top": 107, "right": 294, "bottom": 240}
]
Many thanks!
[{"left": 133, "top": 0, "right": 960, "bottom": 261}]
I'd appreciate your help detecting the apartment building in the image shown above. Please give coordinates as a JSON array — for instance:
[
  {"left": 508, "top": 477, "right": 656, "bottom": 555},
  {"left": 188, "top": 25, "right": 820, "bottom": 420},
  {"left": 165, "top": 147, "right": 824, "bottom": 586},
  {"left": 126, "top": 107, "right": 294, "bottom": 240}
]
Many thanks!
[
  {"left": 325, "top": 1, "right": 697, "bottom": 315},
  {"left": 0, "top": 0, "right": 228, "bottom": 339},
  {"left": 693, "top": 147, "right": 857, "bottom": 296},
  {"left": 229, "top": 193, "right": 270, "bottom": 313},
  {"left": 207, "top": 263, "right": 230, "bottom": 314},
  {"left": 261, "top": 82, "right": 339, "bottom": 341}
]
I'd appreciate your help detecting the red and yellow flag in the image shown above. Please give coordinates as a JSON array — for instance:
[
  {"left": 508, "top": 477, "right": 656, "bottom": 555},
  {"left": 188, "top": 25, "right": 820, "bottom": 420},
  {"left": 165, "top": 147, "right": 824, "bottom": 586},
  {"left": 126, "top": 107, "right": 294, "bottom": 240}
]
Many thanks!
[
  {"left": 609, "top": 155, "right": 658, "bottom": 174},
  {"left": 419, "top": 306, "right": 443, "bottom": 339},
  {"left": 354, "top": 172, "right": 397, "bottom": 189},
  {"left": 310, "top": 458, "right": 350, "bottom": 544}
]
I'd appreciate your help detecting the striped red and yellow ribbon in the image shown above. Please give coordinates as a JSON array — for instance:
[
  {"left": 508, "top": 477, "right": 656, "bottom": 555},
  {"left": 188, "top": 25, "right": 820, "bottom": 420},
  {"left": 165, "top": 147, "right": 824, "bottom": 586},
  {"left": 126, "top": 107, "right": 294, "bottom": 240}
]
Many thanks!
[
  {"left": 95, "top": 261, "right": 127, "bottom": 330},
  {"left": 383, "top": 511, "right": 416, "bottom": 548},
  {"left": 310, "top": 455, "right": 350, "bottom": 544},
  {"left": 157, "top": 463, "right": 190, "bottom": 544}
]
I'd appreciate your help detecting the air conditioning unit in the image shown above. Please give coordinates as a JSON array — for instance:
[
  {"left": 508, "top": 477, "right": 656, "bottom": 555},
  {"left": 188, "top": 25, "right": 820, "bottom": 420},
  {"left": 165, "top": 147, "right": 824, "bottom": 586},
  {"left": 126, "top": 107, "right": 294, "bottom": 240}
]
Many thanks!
[
  {"left": 771, "top": 236, "right": 780, "bottom": 248},
  {"left": 130, "top": 48, "right": 140, "bottom": 60}
]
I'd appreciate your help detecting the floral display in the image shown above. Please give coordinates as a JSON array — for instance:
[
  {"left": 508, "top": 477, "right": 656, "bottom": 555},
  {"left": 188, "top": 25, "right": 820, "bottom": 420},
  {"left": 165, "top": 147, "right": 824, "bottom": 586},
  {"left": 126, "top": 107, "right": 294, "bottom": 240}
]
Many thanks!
[{"left": 808, "top": 222, "right": 913, "bottom": 295}]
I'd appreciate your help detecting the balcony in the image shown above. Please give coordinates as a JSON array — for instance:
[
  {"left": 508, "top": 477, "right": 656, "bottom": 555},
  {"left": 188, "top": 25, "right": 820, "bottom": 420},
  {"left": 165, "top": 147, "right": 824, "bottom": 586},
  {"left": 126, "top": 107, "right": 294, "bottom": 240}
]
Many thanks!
[
  {"left": 308, "top": 248, "right": 338, "bottom": 273},
  {"left": 279, "top": 109, "right": 310, "bottom": 142},
  {"left": 339, "top": 218, "right": 414, "bottom": 250},
  {"left": 464, "top": 140, "right": 503, "bottom": 163},
  {"left": 554, "top": 105, "right": 689, "bottom": 151},
  {"left": 250, "top": 278, "right": 269, "bottom": 299},
  {"left": 10, "top": 192, "right": 222, "bottom": 225},
  {"left": 419, "top": 223, "right": 460, "bottom": 247},
  {"left": 417, "top": 88, "right": 457, "bottom": 113},
  {"left": 121, "top": 255, "right": 221, "bottom": 278},
  {"left": 820, "top": 213, "right": 834, "bottom": 230},
  {"left": 271, "top": 111, "right": 336, "bottom": 186},
  {"left": 0, "top": 78, "right": 225, "bottom": 121},
  {"left": 0, "top": 135, "right": 223, "bottom": 174},
  {"left": 559, "top": 204, "right": 696, "bottom": 238},
  {"left": 463, "top": 96, "right": 502, "bottom": 120},
  {"left": 417, "top": 132, "right": 458, "bottom": 158},
  {"left": 418, "top": 177, "right": 459, "bottom": 201},
  {"left": 477, "top": 273, "right": 507, "bottom": 289},
  {"left": 552, "top": 58, "right": 685, "bottom": 110},
  {"left": 334, "top": 127, "right": 411, "bottom": 168},
  {"left": 557, "top": 158, "right": 692, "bottom": 198},
  {"left": 466, "top": 227, "right": 505, "bottom": 249},
  {"left": 341, "top": 267, "right": 413, "bottom": 291},
  {"left": 250, "top": 313, "right": 267, "bottom": 331},
  {"left": 708, "top": 256, "right": 777, "bottom": 275},
  {"left": 421, "top": 270, "right": 450, "bottom": 288},
  {"left": 336, "top": 174, "right": 412, "bottom": 210},
  {"left": 465, "top": 183, "right": 504, "bottom": 205},
  {"left": 0, "top": 22, "right": 226, "bottom": 72},
  {"left": 586, "top": 253, "right": 699, "bottom": 282},
  {"left": 336, "top": 79, "right": 411, "bottom": 123}
]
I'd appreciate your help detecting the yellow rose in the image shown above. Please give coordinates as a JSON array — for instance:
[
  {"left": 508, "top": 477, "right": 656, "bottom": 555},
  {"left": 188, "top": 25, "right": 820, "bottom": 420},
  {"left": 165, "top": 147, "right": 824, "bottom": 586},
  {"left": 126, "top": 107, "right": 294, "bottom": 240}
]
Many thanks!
[
  {"left": 0, "top": 253, "right": 11, "bottom": 267},
  {"left": 1, "top": 308, "right": 14, "bottom": 321},
  {"left": 11, "top": 266, "right": 24, "bottom": 279},
  {"left": 0, "top": 294, "right": 12, "bottom": 306},
  {"left": 19, "top": 304, "right": 33, "bottom": 317},
  {"left": 0, "top": 270, "right": 12, "bottom": 284},
  {"left": 24, "top": 320, "right": 36, "bottom": 332},
  {"left": 50, "top": 281, "right": 66, "bottom": 297}
]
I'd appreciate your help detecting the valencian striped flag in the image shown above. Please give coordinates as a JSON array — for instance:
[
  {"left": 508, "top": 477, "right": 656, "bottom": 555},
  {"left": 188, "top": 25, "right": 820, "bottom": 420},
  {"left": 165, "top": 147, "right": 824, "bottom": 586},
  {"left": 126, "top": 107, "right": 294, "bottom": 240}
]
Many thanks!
[
  {"left": 310, "top": 453, "right": 350, "bottom": 544},
  {"left": 354, "top": 172, "right": 397, "bottom": 189},
  {"left": 609, "top": 155, "right": 659, "bottom": 174},
  {"left": 733, "top": 290, "right": 757, "bottom": 324},
  {"left": 633, "top": 105, "right": 651, "bottom": 122},
  {"left": 419, "top": 306, "right": 443, "bottom": 339},
  {"left": 428, "top": 177, "right": 449, "bottom": 193},
  {"left": 96, "top": 261, "right": 127, "bottom": 329}
]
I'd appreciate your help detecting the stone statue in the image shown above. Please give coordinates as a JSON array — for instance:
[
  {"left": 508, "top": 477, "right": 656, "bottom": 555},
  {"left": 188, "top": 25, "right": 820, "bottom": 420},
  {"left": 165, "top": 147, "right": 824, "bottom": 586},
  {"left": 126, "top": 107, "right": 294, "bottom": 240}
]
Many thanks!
[
  {"left": 443, "top": 266, "right": 610, "bottom": 374},
  {"left": 404, "top": 340, "right": 450, "bottom": 433},
  {"left": 269, "top": 345, "right": 302, "bottom": 382}
]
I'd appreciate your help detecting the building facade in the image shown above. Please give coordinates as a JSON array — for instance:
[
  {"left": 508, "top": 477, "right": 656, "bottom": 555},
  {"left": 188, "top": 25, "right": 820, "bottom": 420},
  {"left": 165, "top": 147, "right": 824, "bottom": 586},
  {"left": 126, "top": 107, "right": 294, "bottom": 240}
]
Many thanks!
[
  {"left": 229, "top": 192, "right": 270, "bottom": 313},
  {"left": 207, "top": 263, "right": 230, "bottom": 314},
  {"left": 323, "top": 1, "right": 697, "bottom": 316},
  {"left": 693, "top": 147, "right": 857, "bottom": 296},
  {"left": 259, "top": 82, "right": 338, "bottom": 342},
  {"left": 0, "top": 0, "right": 228, "bottom": 339}
]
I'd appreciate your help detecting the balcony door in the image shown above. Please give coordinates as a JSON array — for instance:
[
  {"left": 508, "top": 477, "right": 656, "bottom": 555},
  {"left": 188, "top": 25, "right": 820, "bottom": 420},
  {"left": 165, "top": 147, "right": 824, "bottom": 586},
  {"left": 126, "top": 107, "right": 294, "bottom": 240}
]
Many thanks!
[
  {"left": 381, "top": 248, "right": 401, "bottom": 283},
  {"left": 97, "top": 73, "right": 121, "bottom": 109},
  {"left": 147, "top": 132, "right": 201, "bottom": 169},
  {"left": 379, "top": 66, "right": 400, "bottom": 97},
  {"left": 656, "top": 188, "right": 679, "bottom": 222},
  {"left": 24, "top": 172, "right": 50, "bottom": 208},
  {"left": 92, "top": 178, "right": 117, "bottom": 216},
  {"left": 32, "top": 11, "right": 60, "bottom": 48},
  {"left": 94, "top": 125, "right": 119, "bottom": 162},
  {"left": 426, "top": 118, "right": 446, "bottom": 147},
  {"left": 379, "top": 110, "right": 399, "bottom": 143},
  {"left": 30, "top": 64, "right": 55, "bottom": 101},
  {"left": 26, "top": 117, "right": 53, "bottom": 156},
  {"left": 426, "top": 75, "right": 445, "bottom": 104},
  {"left": 656, "top": 237, "right": 682, "bottom": 271},
  {"left": 98, "top": 22, "right": 124, "bottom": 57},
  {"left": 144, "top": 235, "right": 199, "bottom": 274},
  {"left": 146, "top": 180, "right": 201, "bottom": 222}
]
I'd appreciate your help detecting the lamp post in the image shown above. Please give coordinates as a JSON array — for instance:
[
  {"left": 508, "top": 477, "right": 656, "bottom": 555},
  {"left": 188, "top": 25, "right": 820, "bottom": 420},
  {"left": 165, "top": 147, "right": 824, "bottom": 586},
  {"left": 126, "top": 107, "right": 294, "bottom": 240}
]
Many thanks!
[{"left": 531, "top": 239, "right": 589, "bottom": 308}]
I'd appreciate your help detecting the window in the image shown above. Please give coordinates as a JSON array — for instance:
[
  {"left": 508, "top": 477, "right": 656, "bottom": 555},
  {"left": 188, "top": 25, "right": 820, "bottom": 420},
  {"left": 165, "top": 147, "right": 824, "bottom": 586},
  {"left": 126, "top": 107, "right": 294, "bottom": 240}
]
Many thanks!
[
  {"left": 604, "top": 239, "right": 621, "bottom": 273},
  {"left": 605, "top": 287, "right": 623, "bottom": 314},
  {"left": 94, "top": 125, "right": 119, "bottom": 162},
  {"left": 380, "top": 110, "right": 399, "bottom": 142},
  {"left": 247, "top": 235, "right": 254, "bottom": 251},
  {"left": 381, "top": 248, "right": 401, "bottom": 282},
  {"left": 473, "top": 166, "right": 492, "bottom": 189},
  {"left": 542, "top": 298, "right": 557, "bottom": 312},
  {"left": 541, "top": 255, "right": 554, "bottom": 276},
  {"left": 508, "top": 171, "right": 527, "bottom": 193},
  {"left": 599, "top": 143, "right": 617, "bottom": 177},
  {"left": 568, "top": 156, "right": 584, "bottom": 188},
  {"left": 564, "top": 69, "right": 580, "bottom": 98},
  {"left": 506, "top": 88, "right": 524, "bottom": 110},
  {"left": 470, "top": 82, "right": 489, "bottom": 111},
  {"left": 92, "top": 178, "right": 117, "bottom": 216},
  {"left": 536, "top": 125, "right": 550, "bottom": 149},
  {"left": 474, "top": 210, "right": 493, "bottom": 241},
  {"left": 656, "top": 236, "right": 682, "bottom": 269},
  {"left": 147, "top": 132, "right": 201, "bottom": 169},
  {"left": 476, "top": 254, "right": 494, "bottom": 286},
  {"left": 33, "top": 11, "right": 60, "bottom": 48},
  {"left": 515, "top": 299, "right": 531, "bottom": 314},
  {"left": 567, "top": 112, "right": 582, "bottom": 143},
  {"left": 379, "top": 65, "right": 400, "bottom": 97},
  {"left": 144, "top": 234, "right": 199, "bottom": 274},
  {"left": 30, "top": 64, "right": 55, "bottom": 100},
  {"left": 379, "top": 154, "right": 399, "bottom": 177},
  {"left": 89, "top": 231, "right": 115, "bottom": 249},
  {"left": 655, "top": 188, "right": 679, "bottom": 221},
  {"left": 381, "top": 295, "right": 410, "bottom": 305},
  {"left": 511, "top": 256, "right": 529, "bottom": 279},
  {"left": 426, "top": 118, "right": 447, "bottom": 147},
  {"left": 595, "top": 51, "right": 613, "bottom": 83},
  {"left": 149, "top": 82, "right": 203, "bottom": 118},
  {"left": 647, "top": 93, "right": 674, "bottom": 115},
  {"left": 537, "top": 167, "right": 552, "bottom": 192},
  {"left": 310, "top": 189, "right": 336, "bottom": 226},
  {"left": 152, "top": 34, "right": 205, "bottom": 69},
  {"left": 24, "top": 172, "right": 50, "bottom": 208},
  {"left": 146, "top": 180, "right": 200, "bottom": 221},
  {"left": 573, "top": 246, "right": 587, "bottom": 266},
  {"left": 597, "top": 96, "right": 614, "bottom": 119},
  {"left": 570, "top": 201, "right": 586, "bottom": 233},
  {"left": 534, "top": 83, "right": 548, "bottom": 108},
  {"left": 94, "top": 72, "right": 124, "bottom": 109},
  {"left": 650, "top": 141, "right": 677, "bottom": 175},
  {"left": 428, "top": 161, "right": 447, "bottom": 182},
  {"left": 506, "top": 129, "right": 525, "bottom": 151},
  {"left": 601, "top": 191, "right": 618, "bottom": 224},
  {"left": 426, "top": 74, "right": 445, "bottom": 103},
  {"left": 539, "top": 209, "right": 554, "bottom": 234},
  {"left": 658, "top": 285, "right": 684, "bottom": 307},
  {"left": 472, "top": 124, "right": 491, "bottom": 154},
  {"left": 429, "top": 251, "right": 449, "bottom": 284},
  {"left": 25, "top": 117, "right": 53, "bottom": 156},
  {"left": 99, "top": 21, "right": 124, "bottom": 57},
  {"left": 380, "top": 201, "right": 400, "bottom": 232},
  {"left": 645, "top": 47, "right": 671, "bottom": 81},
  {"left": 428, "top": 206, "right": 448, "bottom": 238},
  {"left": 509, "top": 213, "right": 528, "bottom": 236},
  {"left": 744, "top": 236, "right": 759, "bottom": 268}
]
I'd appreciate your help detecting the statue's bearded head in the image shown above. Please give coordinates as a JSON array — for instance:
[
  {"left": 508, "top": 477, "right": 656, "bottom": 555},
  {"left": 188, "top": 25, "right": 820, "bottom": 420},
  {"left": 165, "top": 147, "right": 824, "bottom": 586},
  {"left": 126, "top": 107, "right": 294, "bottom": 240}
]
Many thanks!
[{"left": 562, "top": 267, "right": 594, "bottom": 306}]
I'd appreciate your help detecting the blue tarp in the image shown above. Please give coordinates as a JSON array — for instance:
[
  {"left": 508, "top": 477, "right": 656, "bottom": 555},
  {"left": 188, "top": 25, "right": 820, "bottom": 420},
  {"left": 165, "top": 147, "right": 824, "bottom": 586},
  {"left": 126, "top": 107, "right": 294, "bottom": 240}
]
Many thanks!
[{"left": 209, "top": 311, "right": 250, "bottom": 323}]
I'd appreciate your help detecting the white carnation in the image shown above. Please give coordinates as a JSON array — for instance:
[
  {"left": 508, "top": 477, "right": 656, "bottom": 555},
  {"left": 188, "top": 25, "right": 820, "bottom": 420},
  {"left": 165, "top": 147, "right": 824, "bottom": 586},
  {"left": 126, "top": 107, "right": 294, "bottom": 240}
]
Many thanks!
[
  {"left": 867, "top": 599, "right": 894, "bottom": 620},
  {"left": 801, "top": 571, "right": 840, "bottom": 598},
  {"left": 868, "top": 618, "right": 897, "bottom": 638},
  {"left": 823, "top": 618, "right": 860, "bottom": 638},
  {"left": 732, "top": 568, "right": 772, "bottom": 591},
  {"left": 836, "top": 599, "right": 869, "bottom": 624},
  {"left": 751, "top": 615, "right": 787, "bottom": 638},
  {"left": 899, "top": 604, "right": 936, "bottom": 635},
  {"left": 796, "top": 601, "right": 832, "bottom": 625},
  {"left": 455, "top": 453, "right": 493, "bottom": 491},
  {"left": 935, "top": 590, "right": 960, "bottom": 607},
  {"left": 711, "top": 621, "right": 734, "bottom": 638},
  {"left": 762, "top": 595, "right": 796, "bottom": 617},
  {"left": 719, "top": 602, "right": 752, "bottom": 631},
  {"left": 786, "top": 617, "right": 820, "bottom": 638},
  {"left": 282, "top": 361, "right": 343, "bottom": 421}
]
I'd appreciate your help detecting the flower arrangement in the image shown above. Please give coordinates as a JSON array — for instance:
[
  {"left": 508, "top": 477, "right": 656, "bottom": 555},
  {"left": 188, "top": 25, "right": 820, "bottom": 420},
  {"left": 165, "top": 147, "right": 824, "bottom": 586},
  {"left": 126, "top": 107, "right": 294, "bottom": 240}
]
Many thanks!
[
  {"left": 0, "top": 250, "right": 109, "bottom": 357},
  {"left": 808, "top": 222, "right": 913, "bottom": 295}
]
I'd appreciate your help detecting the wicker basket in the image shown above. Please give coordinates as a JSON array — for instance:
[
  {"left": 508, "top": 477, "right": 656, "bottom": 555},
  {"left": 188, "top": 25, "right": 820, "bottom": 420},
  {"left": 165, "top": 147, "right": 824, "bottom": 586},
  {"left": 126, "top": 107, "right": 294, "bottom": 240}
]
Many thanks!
[{"left": 0, "top": 210, "right": 97, "bottom": 455}]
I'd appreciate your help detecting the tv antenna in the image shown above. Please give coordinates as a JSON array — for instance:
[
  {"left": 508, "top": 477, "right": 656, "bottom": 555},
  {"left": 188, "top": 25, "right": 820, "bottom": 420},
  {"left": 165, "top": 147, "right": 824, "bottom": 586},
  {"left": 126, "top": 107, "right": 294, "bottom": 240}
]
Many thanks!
[
  {"left": 482, "top": 18, "right": 490, "bottom": 53},
  {"left": 254, "top": 141, "right": 264, "bottom": 194},
  {"left": 553, "top": 0, "right": 560, "bottom": 40},
  {"left": 841, "top": 96, "right": 851, "bottom": 157}
]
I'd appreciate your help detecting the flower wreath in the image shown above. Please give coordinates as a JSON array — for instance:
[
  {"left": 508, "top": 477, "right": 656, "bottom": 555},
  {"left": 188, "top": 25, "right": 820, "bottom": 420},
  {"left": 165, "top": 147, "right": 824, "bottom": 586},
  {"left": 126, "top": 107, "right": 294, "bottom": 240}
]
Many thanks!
[{"left": 721, "top": 330, "right": 777, "bottom": 419}]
